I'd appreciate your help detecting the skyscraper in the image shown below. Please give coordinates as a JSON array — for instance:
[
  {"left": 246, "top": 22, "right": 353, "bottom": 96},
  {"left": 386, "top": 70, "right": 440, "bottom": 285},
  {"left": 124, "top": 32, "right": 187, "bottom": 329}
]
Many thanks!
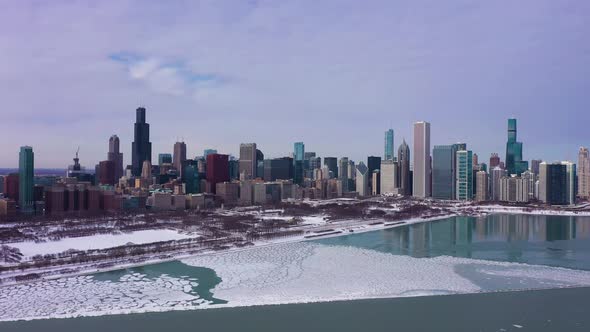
[
  {"left": 384, "top": 129, "right": 394, "bottom": 161},
  {"left": 108, "top": 135, "right": 123, "bottom": 181},
  {"left": 98, "top": 160, "right": 115, "bottom": 186},
  {"left": 530, "top": 159, "right": 542, "bottom": 176},
  {"left": 131, "top": 107, "right": 152, "bottom": 176},
  {"left": 355, "top": 162, "right": 369, "bottom": 196},
  {"left": 455, "top": 150, "right": 473, "bottom": 201},
  {"left": 323, "top": 157, "right": 338, "bottom": 179},
  {"left": 380, "top": 160, "right": 399, "bottom": 195},
  {"left": 491, "top": 167, "right": 507, "bottom": 201},
  {"left": 432, "top": 145, "right": 457, "bottom": 200},
  {"left": 19, "top": 146, "right": 34, "bottom": 213},
  {"left": 182, "top": 160, "right": 200, "bottom": 194},
  {"left": 578, "top": 147, "right": 590, "bottom": 199},
  {"left": 505, "top": 118, "right": 528, "bottom": 176},
  {"left": 339, "top": 157, "right": 349, "bottom": 192},
  {"left": 294, "top": 142, "right": 305, "bottom": 161},
  {"left": 141, "top": 160, "right": 152, "bottom": 181},
  {"left": 413, "top": 121, "right": 431, "bottom": 198},
  {"left": 239, "top": 143, "right": 257, "bottom": 180},
  {"left": 397, "top": 139, "right": 411, "bottom": 195},
  {"left": 263, "top": 157, "right": 293, "bottom": 182},
  {"left": 158, "top": 153, "right": 172, "bottom": 167},
  {"left": 367, "top": 156, "right": 381, "bottom": 195},
  {"left": 489, "top": 153, "right": 500, "bottom": 169},
  {"left": 562, "top": 161, "right": 577, "bottom": 205},
  {"left": 475, "top": 171, "right": 488, "bottom": 201},
  {"left": 206, "top": 154, "right": 229, "bottom": 194},
  {"left": 539, "top": 162, "right": 567, "bottom": 205},
  {"left": 173, "top": 141, "right": 187, "bottom": 177},
  {"left": 256, "top": 149, "right": 264, "bottom": 179},
  {"left": 293, "top": 142, "right": 304, "bottom": 184}
]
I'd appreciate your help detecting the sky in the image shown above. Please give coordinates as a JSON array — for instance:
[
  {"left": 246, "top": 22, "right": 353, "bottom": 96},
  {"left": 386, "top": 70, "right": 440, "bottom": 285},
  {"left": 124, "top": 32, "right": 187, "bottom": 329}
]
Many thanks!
[{"left": 0, "top": 0, "right": 589, "bottom": 168}]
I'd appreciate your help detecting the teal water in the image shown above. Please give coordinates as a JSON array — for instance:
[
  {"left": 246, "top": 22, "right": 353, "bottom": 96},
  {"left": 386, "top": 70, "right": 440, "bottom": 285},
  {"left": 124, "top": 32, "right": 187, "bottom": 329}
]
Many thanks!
[
  {"left": 316, "top": 214, "right": 590, "bottom": 270},
  {"left": 2, "top": 214, "right": 590, "bottom": 331},
  {"left": 93, "top": 261, "right": 227, "bottom": 304},
  {"left": 2, "top": 287, "right": 589, "bottom": 332}
]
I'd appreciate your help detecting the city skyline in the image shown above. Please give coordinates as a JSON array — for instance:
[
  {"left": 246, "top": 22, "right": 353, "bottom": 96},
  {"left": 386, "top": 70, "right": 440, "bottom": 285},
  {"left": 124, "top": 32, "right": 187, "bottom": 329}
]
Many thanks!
[
  {"left": 1, "top": 110, "right": 587, "bottom": 172},
  {"left": 1, "top": 1, "right": 589, "bottom": 167}
]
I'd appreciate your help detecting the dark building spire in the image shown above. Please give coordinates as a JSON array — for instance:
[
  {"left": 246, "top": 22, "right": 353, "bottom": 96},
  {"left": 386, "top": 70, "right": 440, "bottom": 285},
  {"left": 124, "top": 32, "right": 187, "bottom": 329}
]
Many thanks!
[{"left": 131, "top": 107, "right": 152, "bottom": 177}]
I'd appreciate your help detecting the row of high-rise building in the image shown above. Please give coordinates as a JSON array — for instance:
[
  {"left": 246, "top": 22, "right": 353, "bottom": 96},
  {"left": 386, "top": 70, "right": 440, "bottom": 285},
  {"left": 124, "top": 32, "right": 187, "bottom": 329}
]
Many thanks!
[{"left": 2, "top": 109, "right": 589, "bottom": 218}]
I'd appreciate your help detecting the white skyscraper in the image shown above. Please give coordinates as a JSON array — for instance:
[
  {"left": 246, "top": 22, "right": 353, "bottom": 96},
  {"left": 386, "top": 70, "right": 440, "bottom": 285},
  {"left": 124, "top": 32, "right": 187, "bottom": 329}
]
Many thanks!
[
  {"left": 413, "top": 121, "right": 431, "bottom": 198},
  {"left": 355, "top": 162, "right": 369, "bottom": 196},
  {"left": 380, "top": 160, "right": 399, "bottom": 195},
  {"left": 578, "top": 147, "right": 590, "bottom": 199}
]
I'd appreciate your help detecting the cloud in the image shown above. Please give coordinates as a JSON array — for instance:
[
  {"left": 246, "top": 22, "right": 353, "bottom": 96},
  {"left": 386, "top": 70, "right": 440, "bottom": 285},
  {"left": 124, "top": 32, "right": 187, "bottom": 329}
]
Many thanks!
[{"left": 110, "top": 53, "right": 224, "bottom": 97}]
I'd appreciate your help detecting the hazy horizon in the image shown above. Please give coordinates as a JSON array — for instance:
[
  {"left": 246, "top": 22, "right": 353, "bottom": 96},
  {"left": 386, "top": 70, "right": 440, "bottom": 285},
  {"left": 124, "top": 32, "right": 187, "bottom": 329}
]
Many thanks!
[{"left": 1, "top": 1, "right": 589, "bottom": 168}]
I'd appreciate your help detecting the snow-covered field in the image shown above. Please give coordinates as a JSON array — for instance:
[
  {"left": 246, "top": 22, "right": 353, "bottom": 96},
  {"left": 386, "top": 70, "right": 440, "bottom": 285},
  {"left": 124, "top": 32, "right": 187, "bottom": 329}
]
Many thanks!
[
  {"left": 5, "top": 229, "right": 194, "bottom": 257},
  {"left": 3, "top": 241, "right": 590, "bottom": 321}
]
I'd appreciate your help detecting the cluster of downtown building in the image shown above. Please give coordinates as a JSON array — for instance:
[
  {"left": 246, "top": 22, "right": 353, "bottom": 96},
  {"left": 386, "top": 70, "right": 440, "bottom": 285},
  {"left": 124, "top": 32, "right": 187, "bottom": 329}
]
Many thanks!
[{"left": 1, "top": 107, "right": 589, "bottom": 218}]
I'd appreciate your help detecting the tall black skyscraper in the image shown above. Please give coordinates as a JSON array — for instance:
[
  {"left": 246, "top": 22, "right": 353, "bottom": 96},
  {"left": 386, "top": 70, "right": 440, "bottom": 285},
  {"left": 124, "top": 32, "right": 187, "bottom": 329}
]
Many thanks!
[{"left": 132, "top": 107, "right": 152, "bottom": 177}]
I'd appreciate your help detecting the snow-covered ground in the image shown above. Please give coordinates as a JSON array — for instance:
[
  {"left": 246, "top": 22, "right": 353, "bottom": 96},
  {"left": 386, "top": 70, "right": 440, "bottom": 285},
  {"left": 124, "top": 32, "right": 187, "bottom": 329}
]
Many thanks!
[
  {"left": 5, "top": 229, "right": 195, "bottom": 258},
  {"left": 472, "top": 205, "right": 590, "bottom": 217}
]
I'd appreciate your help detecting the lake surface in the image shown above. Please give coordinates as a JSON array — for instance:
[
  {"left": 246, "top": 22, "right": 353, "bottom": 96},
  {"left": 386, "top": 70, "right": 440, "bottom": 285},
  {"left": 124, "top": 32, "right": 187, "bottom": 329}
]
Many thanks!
[
  {"left": 2, "top": 213, "right": 590, "bottom": 331},
  {"left": 317, "top": 214, "right": 590, "bottom": 270}
]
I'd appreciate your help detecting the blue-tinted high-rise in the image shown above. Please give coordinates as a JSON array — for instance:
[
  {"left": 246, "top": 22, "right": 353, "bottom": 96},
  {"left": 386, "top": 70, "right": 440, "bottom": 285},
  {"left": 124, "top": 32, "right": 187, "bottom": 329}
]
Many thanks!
[{"left": 19, "top": 146, "right": 34, "bottom": 213}]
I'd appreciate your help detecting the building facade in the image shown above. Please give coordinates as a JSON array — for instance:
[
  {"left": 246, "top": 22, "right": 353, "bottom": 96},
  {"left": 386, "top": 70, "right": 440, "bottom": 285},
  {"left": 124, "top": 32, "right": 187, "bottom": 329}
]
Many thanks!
[
  {"left": 384, "top": 129, "right": 394, "bottom": 161},
  {"left": 578, "top": 147, "right": 590, "bottom": 199},
  {"left": 108, "top": 135, "right": 124, "bottom": 181},
  {"left": 505, "top": 118, "right": 528, "bottom": 176},
  {"left": 131, "top": 107, "right": 152, "bottom": 176},
  {"left": 432, "top": 145, "right": 457, "bottom": 200},
  {"left": 475, "top": 171, "right": 488, "bottom": 201},
  {"left": 398, "top": 139, "right": 411, "bottom": 196},
  {"left": 323, "top": 157, "right": 338, "bottom": 179},
  {"left": 173, "top": 141, "right": 187, "bottom": 177},
  {"left": 380, "top": 160, "right": 399, "bottom": 195},
  {"left": 206, "top": 154, "right": 230, "bottom": 194},
  {"left": 455, "top": 150, "right": 473, "bottom": 201},
  {"left": 19, "top": 146, "right": 34, "bottom": 213},
  {"left": 239, "top": 143, "right": 257, "bottom": 180},
  {"left": 413, "top": 121, "right": 431, "bottom": 198},
  {"left": 355, "top": 162, "right": 369, "bottom": 196}
]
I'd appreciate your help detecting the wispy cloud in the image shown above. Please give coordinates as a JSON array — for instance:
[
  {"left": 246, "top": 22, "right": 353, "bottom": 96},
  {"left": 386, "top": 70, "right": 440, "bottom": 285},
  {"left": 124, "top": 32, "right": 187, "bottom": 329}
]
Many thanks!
[{"left": 110, "top": 52, "right": 224, "bottom": 96}]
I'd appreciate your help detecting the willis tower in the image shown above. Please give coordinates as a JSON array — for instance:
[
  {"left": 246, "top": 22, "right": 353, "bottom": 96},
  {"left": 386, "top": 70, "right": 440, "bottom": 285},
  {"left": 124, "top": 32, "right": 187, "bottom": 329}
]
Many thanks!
[{"left": 132, "top": 107, "right": 152, "bottom": 176}]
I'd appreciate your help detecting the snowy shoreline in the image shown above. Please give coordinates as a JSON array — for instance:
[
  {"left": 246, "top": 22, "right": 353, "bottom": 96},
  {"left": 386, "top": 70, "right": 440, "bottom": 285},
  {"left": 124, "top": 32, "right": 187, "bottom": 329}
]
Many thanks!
[{"left": 2, "top": 205, "right": 589, "bottom": 289}]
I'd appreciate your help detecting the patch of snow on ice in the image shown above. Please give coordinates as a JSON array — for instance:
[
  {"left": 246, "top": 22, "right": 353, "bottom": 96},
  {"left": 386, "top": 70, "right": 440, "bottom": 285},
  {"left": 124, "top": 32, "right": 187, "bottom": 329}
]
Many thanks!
[{"left": 0, "top": 272, "right": 205, "bottom": 321}]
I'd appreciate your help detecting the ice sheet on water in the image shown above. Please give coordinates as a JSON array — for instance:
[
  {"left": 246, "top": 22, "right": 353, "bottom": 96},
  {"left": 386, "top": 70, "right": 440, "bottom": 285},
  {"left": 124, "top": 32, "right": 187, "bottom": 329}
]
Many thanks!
[
  {"left": 3, "top": 240, "right": 590, "bottom": 322},
  {"left": 0, "top": 272, "right": 205, "bottom": 322},
  {"left": 182, "top": 242, "right": 590, "bottom": 307}
]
